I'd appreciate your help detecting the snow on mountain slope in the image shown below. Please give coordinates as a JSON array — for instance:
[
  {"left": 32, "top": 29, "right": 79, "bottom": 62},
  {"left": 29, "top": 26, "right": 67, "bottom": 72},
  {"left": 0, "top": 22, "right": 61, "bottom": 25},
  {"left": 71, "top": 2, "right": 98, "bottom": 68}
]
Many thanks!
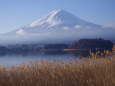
[
  {"left": 5, "top": 9, "right": 100, "bottom": 35},
  {"left": 1, "top": 9, "right": 115, "bottom": 45},
  {"left": 27, "top": 9, "right": 99, "bottom": 28}
]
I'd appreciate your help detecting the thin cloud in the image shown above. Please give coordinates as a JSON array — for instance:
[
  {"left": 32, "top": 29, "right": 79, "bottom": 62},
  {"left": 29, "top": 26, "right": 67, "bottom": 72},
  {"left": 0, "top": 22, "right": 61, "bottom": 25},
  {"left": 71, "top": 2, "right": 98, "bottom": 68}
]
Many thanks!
[
  {"left": 29, "top": 33, "right": 50, "bottom": 36},
  {"left": 62, "top": 26, "right": 70, "bottom": 30},
  {"left": 16, "top": 29, "right": 27, "bottom": 34},
  {"left": 75, "top": 25, "right": 91, "bottom": 29},
  {"left": 16, "top": 29, "right": 50, "bottom": 36},
  {"left": 75, "top": 25, "right": 82, "bottom": 29},
  {"left": 102, "top": 23, "right": 115, "bottom": 28}
]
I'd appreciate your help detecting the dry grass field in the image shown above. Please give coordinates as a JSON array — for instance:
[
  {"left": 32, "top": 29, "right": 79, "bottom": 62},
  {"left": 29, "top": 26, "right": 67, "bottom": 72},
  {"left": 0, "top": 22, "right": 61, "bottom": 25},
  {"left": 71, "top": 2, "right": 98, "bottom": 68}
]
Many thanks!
[{"left": 0, "top": 50, "right": 115, "bottom": 86}]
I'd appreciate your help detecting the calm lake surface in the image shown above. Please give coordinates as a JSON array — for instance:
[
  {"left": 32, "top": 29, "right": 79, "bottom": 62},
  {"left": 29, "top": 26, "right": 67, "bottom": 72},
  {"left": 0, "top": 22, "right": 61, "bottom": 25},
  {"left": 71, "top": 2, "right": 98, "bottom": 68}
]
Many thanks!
[
  {"left": 0, "top": 49, "right": 110, "bottom": 66},
  {"left": 0, "top": 50, "right": 82, "bottom": 66}
]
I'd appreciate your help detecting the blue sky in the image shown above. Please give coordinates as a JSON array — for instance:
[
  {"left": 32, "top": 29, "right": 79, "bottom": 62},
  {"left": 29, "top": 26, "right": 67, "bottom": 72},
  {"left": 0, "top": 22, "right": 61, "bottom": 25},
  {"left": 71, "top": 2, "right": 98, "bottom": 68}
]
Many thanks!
[{"left": 0, "top": 0, "right": 115, "bottom": 34}]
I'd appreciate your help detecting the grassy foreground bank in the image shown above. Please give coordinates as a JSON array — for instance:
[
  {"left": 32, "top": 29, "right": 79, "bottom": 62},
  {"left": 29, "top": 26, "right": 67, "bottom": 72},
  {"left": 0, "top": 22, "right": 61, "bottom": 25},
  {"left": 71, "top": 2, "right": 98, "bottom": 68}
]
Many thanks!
[{"left": 0, "top": 55, "right": 115, "bottom": 86}]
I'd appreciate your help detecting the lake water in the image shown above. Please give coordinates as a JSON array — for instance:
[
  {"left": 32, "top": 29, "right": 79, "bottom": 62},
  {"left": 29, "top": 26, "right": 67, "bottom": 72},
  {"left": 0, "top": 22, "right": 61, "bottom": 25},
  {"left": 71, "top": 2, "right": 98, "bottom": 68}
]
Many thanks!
[
  {"left": 0, "top": 49, "right": 110, "bottom": 66},
  {"left": 0, "top": 51, "right": 81, "bottom": 66}
]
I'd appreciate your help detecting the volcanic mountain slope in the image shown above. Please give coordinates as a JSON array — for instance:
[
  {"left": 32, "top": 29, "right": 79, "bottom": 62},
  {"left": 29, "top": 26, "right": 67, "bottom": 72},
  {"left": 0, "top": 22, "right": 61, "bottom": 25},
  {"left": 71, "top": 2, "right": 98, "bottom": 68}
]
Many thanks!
[
  {"left": 1, "top": 9, "right": 115, "bottom": 44},
  {"left": 5, "top": 9, "right": 100, "bottom": 35}
]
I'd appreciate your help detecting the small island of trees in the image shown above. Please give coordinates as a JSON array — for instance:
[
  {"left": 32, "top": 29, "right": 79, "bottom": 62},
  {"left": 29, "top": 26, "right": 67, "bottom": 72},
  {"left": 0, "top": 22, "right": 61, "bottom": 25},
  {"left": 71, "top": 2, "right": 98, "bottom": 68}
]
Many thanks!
[{"left": 68, "top": 38, "right": 114, "bottom": 50}]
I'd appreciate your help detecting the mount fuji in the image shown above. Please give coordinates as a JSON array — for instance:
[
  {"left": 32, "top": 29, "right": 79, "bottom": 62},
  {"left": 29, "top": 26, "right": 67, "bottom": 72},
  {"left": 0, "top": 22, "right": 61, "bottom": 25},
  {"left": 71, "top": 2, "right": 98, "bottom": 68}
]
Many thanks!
[{"left": 0, "top": 9, "right": 115, "bottom": 45}]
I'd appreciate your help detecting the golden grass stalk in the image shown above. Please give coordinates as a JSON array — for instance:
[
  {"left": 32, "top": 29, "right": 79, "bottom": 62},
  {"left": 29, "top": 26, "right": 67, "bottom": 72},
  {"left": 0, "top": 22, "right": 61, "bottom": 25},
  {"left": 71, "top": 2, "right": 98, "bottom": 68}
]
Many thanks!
[{"left": 0, "top": 54, "right": 115, "bottom": 86}]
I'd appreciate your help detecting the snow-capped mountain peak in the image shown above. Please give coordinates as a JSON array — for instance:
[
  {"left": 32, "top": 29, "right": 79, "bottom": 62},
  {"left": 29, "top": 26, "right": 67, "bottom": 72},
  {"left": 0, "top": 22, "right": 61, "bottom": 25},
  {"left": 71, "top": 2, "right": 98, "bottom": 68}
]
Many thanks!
[
  {"left": 27, "top": 9, "right": 99, "bottom": 28},
  {"left": 27, "top": 9, "right": 74, "bottom": 27},
  {"left": 3, "top": 9, "right": 112, "bottom": 45}
]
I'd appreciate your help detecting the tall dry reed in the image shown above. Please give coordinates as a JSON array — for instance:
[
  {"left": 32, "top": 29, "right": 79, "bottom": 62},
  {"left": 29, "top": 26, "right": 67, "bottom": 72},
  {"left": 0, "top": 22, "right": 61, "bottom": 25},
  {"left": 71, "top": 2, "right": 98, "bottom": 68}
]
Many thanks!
[{"left": 0, "top": 55, "right": 115, "bottom": 86}]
